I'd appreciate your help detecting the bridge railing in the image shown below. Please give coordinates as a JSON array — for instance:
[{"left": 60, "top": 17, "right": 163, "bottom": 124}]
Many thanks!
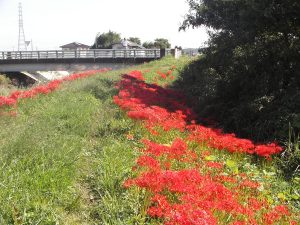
[{"left": 0, "top": 49, "right": 169, "bottom": 60}]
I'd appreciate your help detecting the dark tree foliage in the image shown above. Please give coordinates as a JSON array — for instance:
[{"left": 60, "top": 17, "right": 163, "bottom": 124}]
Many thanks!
[
  {"left": 178, "top": 1, "right": 300, "bottom": 143},
  {"left": 142, "top": 41, "right": 155, "bottom": 49},
  {"left": 154, "top": 38, "right": 171, "bottom": 49},
  {"left": 177, "top": 0, "right": 300, "bottom": 176},
  {"left": 91, "top": 31, "right": 121, "bottom": 49}
]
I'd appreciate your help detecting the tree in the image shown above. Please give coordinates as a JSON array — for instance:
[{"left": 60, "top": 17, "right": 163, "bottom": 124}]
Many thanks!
[
  {"left": 142, "top": 41, "right": 155, "bottom": 49},
  {"left": 92, "top": 30, "right": 121, "bottom": 49},
  {"left": 178, "top": 0, "right": 300, "bottom": 145},
  {"left": 154, "top": 38, "right": 171, "bottom": 49},
  {"left": 143, "top": 39, "right": 171, "bottom": 49},
  {"left": 128, "top": 37, "right": 141, "bottom": 45}
]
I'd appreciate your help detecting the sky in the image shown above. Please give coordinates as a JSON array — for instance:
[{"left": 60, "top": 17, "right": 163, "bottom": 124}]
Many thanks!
[{"left": 0, "top": 0, "right": 208, "bottom": 51}]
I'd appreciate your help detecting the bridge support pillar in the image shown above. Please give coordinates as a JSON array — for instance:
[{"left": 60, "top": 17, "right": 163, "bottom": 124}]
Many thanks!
[{"left": 160, "top": 48, "right": 166, "bottom": 58}]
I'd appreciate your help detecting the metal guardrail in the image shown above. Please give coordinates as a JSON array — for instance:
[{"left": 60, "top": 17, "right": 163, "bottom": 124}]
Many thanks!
[{"left": 0, "top": 49, "right": 170, "bottom": 60}]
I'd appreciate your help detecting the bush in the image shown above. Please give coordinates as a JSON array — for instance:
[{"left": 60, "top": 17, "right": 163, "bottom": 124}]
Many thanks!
[
  {"left": 176, "top": 0, "right": 300, "bottom": 142},
  {"left": 175, "top": 0, "right": 300, "bottom": 178}
]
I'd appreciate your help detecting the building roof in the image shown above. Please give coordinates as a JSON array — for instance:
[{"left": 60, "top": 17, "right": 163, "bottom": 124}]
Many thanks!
[{"left": 60, "top": 42, "right": 90, "bottom": 49}]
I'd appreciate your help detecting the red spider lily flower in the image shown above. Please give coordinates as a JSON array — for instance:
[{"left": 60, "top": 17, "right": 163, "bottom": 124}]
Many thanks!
[
  {"left": 254, "top": 143, "right": 283, "bottom": 158},
  {"left": 201, "top": 151, "right": 211, "bottom": 158},
  {"left": 123, "top": 179, "right": 135, "bottom": 188},
  {"left": 0, "top": 96, "right": 16, "bottom": 106},
  {"left": 126, "top": 134, "right": 134, "bottom": 140},
  {"left": 240, "top": 180, "right": 260, "bottom": 189},
  {"left": 128, "top": 70, "right": 145, "bottom": 80},
  {"left": 206, "top": 162, "right": 223, "bottom": 169},
  {"left": 247, "top": 197, "right": 263, "bottom": 212},
  {"left": 263, "top": 205, "right": 290, "bottom": 224},
  {"left": 137, "top": 155, "right": 161, "bottom": 171},
  {"left": 216, "top": 175, "right": 237, "bottom": 184},
  {"left": 290, "top": 221, "right": 298, "bottom": 225},
  {"left": 9, "top": 91, "right": 22, "bottom": 100}
]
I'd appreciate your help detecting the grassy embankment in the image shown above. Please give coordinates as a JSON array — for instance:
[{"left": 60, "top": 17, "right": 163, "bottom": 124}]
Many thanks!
[
  {"left": 0, "top": 56, "right": 299, "bottom": 224},
  {"left": 0, "top": 57, "right": 187, "bottom": 224}
]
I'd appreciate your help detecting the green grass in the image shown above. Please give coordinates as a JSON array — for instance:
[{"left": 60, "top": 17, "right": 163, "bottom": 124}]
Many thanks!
[{"left": 0, "top": 57, "right": 186, "bottom": 224}]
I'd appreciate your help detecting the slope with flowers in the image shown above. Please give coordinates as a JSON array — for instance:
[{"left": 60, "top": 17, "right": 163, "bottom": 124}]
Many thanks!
[{"left": 0, "top": 56, "right": 299, "bottom": 224}]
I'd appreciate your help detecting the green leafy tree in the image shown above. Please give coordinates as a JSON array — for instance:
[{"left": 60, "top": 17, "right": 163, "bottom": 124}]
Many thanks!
[
  {"left": 92, "top": 30, "right": 121, "bottom": 49},
  {"left": 142, "top": 41, "right": 155, "bottom": 49},
  {"left": 143, "top": 39, "right": 171, "bottom": 49},
  {"left": 128, "top": 37, "right": 141, "bottom": 45},
  {"left": 154, "top": 38, "right": 171, "bottom": 49},
  {"left": 178, "top": 0, "right": 300, "bottom": 151}
]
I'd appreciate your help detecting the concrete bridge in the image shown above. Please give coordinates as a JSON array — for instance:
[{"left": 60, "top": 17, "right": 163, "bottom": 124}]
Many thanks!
[{"left": 0, "top": 49, "right": 171, "bottom": 72}]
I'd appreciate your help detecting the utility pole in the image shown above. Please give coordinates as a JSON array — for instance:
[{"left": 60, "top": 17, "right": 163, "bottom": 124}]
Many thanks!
[{"left": 18, "top": 2, "right": 27, "bottom": 51}]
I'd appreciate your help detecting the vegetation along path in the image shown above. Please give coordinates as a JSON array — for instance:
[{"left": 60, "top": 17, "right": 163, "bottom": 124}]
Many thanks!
[{"left": 0, "top": 57, "right": 299, "bottom": 224}]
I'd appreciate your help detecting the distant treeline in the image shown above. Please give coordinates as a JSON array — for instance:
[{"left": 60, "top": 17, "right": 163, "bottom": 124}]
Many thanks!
[{"left": 91, "top": 30, "right": 171, "bottom": 49}]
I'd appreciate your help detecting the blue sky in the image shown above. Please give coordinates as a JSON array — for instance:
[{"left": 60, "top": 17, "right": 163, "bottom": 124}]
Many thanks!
[{"left": 0, "top": 0, "right": 208, "bottom": 50}]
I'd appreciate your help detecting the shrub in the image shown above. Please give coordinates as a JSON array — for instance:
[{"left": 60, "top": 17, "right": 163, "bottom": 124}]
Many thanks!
[
  {"left": 0, "top": 74, "right": 11, "bottom": 86},
  {"left": 176, "top": 0, "right": 300, "bottom": 178}
]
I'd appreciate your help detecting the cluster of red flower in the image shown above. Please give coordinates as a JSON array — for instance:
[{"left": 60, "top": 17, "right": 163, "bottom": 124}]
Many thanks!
[
  {"left": 114, "top": 70, "right": 282, "bottom": 158},
  {"left": 124, "top": 138, "right": 296, "bottom": 224},
  {"left": 114, "top": 70, "right": 298, "bottom": 224},
  {"left": 187, "top": 126, "right": 282, "bottom": 158},
  {"left": 0, "top": 69, "right": 110, "bottom": 115}
]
